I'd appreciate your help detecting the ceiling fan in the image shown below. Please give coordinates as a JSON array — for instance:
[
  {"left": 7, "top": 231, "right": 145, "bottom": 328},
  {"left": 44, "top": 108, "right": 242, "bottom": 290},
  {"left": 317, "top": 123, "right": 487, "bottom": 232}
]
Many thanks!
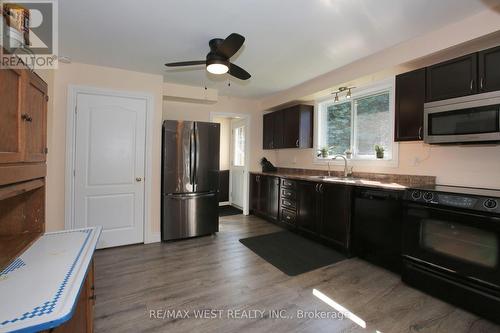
[{"left": 165, "top": 33, "right": 251, "bottom": 80}]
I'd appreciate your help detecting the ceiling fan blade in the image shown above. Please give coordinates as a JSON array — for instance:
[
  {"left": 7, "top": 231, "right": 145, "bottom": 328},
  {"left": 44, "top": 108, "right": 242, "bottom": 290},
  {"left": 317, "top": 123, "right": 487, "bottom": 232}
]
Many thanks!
[
  {"left": 216, "top": 33, "right": 245, "bottom": 59},
  {"left": 228, "top": 63, "right": 251, "bottom": 80},
  {"left": 165, "top": 60, "right": 205, "bottom": 67}
]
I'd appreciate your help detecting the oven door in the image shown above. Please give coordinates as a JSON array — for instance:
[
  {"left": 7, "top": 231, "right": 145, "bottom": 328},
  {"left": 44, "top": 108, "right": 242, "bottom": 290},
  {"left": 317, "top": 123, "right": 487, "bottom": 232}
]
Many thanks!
[{"left": 403, "top": 203, "right": 500, "bottom": 288}]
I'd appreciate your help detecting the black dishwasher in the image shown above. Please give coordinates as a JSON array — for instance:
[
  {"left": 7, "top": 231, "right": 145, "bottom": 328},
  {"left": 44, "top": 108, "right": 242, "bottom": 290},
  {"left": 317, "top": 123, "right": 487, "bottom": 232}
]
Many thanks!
[{"left": 352, "top": 188, "right": 403, "bottom": 273}]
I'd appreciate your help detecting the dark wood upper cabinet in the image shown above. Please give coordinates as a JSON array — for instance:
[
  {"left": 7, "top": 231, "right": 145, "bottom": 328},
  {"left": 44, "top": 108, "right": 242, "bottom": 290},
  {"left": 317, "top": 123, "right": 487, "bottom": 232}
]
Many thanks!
[
  {"left": 262, "top": 104, "right": 313, "bottom": 149},
  {"left": 282, "top": 105, "right": 313, "bottom": 148},
  {"left": 263, "top": 113, "right": 274, "bottom": 149},
  {"left": 478, "top": 45, "right": 500, "bottom": 93},
  {"left": 395, "top": 68, "right": 426, "bottom": 141},
  {"left": 273, "top": 110, "right": 284, "bottom": 149},
  {"left": 426, "top": 53, "right": 477, "bottom": 102}
]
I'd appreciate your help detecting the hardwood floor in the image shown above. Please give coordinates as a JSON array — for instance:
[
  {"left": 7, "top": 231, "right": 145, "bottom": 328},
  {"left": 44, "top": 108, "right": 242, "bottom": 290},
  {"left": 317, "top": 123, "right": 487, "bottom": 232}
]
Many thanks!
[{"left": 94, "top": 215, "right": 499, "bottom": 333}]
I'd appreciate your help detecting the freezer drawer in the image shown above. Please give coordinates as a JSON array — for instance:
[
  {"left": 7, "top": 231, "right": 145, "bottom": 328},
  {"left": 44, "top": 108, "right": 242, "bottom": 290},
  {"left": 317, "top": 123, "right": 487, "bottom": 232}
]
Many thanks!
[{"left": 161, "top": 192, "right": 219, "bottom": 241}]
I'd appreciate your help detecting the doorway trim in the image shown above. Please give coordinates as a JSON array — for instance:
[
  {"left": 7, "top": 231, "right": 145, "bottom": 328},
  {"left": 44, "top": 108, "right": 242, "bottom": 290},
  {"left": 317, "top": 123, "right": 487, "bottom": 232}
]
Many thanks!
[
  {"left": 65, "top": 85, "right": 156, "bottom": 244},
  {"left": 210, "top": 112, "right": 250, "bottom": 215}
]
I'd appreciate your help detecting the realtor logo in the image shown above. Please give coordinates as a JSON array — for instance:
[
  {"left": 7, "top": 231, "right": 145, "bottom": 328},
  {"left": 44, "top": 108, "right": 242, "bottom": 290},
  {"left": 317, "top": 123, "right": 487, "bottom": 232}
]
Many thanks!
[{"left": 0, "top": 0, "right": 58, "bottom": 69}]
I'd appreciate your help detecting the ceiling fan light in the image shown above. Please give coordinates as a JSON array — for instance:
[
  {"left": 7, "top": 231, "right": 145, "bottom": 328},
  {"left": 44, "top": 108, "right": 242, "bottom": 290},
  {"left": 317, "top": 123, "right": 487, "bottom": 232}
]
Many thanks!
[{"left": 207, "top": 63, "right": 229, "bottom": 75}]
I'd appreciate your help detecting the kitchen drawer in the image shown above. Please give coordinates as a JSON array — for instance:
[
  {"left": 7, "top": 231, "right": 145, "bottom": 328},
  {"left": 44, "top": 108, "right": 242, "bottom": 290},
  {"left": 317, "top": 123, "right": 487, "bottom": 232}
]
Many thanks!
[
  {"left": 281, "top": 178, "right": 296, "bottom": 190},
  {"left": 281, "top": 208, "right": 296, "bottom": 225},
  {"left": 281, "top": 197, "right": 296, "bottom": 210},
  {"left": 281, "top": 188, "right": 296, "bottom": 200}
]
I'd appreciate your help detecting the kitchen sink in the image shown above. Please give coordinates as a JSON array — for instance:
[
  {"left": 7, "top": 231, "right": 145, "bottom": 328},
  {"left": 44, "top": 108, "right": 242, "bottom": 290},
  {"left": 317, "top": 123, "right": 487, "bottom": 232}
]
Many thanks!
[{"left": 310, "top": 175, "right": 359, "bottom": 181}]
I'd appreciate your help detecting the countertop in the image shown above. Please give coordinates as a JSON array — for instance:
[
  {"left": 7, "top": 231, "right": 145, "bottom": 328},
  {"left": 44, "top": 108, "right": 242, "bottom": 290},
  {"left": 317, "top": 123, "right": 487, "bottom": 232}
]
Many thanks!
[
  {"left": 0, "top": 227, "right": 102, "bottom": 333},
  {"left": 251, "top": 170, "right": 435, "bottom": 191}
]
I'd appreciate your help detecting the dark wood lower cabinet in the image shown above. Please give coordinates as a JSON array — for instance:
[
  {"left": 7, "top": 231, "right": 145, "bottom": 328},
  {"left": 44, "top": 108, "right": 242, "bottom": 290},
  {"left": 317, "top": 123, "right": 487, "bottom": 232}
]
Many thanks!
[
  {"left": 250, "top": 174, "right": 279, "bottom": 221},
  {"left": 252, "top": 174, "right": 352, "bottom": 254},
  {"left": 296, "top": 181, "right": 319, "bottom": 235},
  {"left": 319, "top": 183, "right": 352, "bottom": 250}
]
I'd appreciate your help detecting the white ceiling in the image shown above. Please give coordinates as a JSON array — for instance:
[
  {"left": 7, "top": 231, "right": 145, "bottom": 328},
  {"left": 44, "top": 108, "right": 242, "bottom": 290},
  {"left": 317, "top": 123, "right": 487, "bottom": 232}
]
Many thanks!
[{"left": 59, "top": 0, "right": 499, "bottom": 98}]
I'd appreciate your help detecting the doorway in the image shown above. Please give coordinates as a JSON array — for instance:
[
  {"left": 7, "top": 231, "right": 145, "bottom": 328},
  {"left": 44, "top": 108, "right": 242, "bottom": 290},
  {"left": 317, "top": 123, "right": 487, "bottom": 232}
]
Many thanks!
[
  {"left": 210, "top": 112, "right": 250, "bottom": 215},
  {"left": 66, "top": 86, "right": 153, "bottom": 248}
]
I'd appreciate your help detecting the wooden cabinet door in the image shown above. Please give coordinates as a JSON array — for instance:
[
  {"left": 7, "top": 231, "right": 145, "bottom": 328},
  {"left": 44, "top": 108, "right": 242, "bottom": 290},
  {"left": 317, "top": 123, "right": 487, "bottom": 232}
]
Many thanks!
[
  {"left": 282, "top": 107, "right": 300, "bottom": 148},
  {"left": 258, "top": 175, "right": 268, "bottom": 216},
  {"left": 273, "top": 110, "right": 284, "bottom": 149},
  {"left": 263, "top": 113, "right": 275, "bottom": 149},
  {"left": 426, "top": 53, "right": 477, "bottom": 102},
  {"left": 395, "top": 69, "right": 425, "bottom": 141},
  {"left": 296, "top": 181, "right": 319, "bottom": 235},
  {"left": 23, "top": 72, "right": 48, "bottom": 162},
  {"left": 319, "top": 183, "right": 352, "bottom": 250},
  {"left": 478, "top": 46, "right": 500, "bottom": 93},
  {"left": 0, "top": 68, "right": 24, "bottom": 163},
  {"left": 267, "top": 176, "right": 280, "bottom": 221}
]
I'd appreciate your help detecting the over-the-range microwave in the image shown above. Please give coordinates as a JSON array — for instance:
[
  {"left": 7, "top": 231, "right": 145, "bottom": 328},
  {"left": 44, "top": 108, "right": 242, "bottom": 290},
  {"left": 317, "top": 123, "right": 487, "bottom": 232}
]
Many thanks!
[{"left": 424, "top": 90, "right": 500, "bottom": 144}]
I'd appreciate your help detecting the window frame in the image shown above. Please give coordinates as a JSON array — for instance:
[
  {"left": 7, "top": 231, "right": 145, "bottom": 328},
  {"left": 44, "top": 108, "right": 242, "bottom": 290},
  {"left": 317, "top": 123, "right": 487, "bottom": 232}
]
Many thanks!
[{"left": 313, "top": 77, "right": 399, "bottom": 168}]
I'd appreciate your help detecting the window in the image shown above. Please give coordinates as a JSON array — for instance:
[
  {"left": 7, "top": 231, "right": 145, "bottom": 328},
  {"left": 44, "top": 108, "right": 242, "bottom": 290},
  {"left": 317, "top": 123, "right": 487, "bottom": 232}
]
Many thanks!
[
  {"left": 316, "top": 81, "right": 396, "bottom": 163},
  {"left": 233, "top": 126, "right": 245, "bottom": 166}
]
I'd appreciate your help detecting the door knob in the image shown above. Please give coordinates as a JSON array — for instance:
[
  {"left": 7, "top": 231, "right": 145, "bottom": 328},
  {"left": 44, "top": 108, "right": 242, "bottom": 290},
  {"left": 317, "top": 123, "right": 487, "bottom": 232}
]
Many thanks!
[{"left": 136, "top": 177, "right": 143, "bottom": 182}]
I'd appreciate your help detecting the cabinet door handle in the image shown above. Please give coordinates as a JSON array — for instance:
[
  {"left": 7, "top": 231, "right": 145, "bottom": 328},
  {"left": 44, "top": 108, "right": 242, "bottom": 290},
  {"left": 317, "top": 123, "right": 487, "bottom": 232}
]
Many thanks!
[
  {"left": 295, "top": 139, "right": 299, "bottom": 147},
  {"left": 480, "top": 77, "right": 484, "bottom": 90},
  {"left": 418, "top": 126, "right": 422, "bottom": 140},
  {"left": 22, "top": 113, "right": 32, "bottom": 122},
  {"left": 470, "top": 79, "right": 474, "bottom": 92},
  {"left": 319, "top": 184, "right": 324, "bottom": 193}
]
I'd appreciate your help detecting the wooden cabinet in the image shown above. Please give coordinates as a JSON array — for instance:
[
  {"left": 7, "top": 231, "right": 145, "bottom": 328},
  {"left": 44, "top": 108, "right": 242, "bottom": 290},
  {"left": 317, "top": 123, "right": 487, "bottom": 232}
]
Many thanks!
[
  {"left": 296, "top": 181, "right": 319, "bottom": 234},
  {"left": 24, "top": 72, "right": 48, "bottom": 162},
  {"left": 262, "top": 111, "right": 284, "bottom": 149},
  {"left": 319, "top": 183, "right": 352, "bottom": 250},
  {"left": 395, "top": 68, "right": 426, "bottom": 141},
  {"left": 249, "top": 174, "right": 279, "bottom": 221},
  {"left": 263, "top": 113, "right": 274, "bottom": 149},
  {"left": 262, "top": 104, "right": 313, "bottom": 150},
  {"left": 0, "top": 68, "right": 48, "bottom": 163},
  {"left": 478, "top": 45, "right": 500, "bottom": 93},
  {"left": 426, "top": 53, "right": 477, "bottom": 102},
  {"left": 0, "top": 68, "right": 24, "bottom": 163}
]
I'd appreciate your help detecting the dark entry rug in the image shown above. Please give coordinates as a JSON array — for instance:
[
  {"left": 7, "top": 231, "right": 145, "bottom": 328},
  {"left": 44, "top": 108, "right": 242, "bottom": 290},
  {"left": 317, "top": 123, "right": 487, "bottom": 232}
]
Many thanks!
[
  {"left": 239, "top": 231, "right": 346, "bottom": 276},
  {"left": 219, "top": 205, "right": 243, "bottom": 217}
]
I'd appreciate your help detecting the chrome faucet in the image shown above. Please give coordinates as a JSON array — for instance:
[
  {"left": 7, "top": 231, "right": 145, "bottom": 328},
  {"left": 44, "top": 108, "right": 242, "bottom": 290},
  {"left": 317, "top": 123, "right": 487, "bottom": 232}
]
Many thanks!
[{"left": 332, "top": 155, "right": 352, "bottom": 178}]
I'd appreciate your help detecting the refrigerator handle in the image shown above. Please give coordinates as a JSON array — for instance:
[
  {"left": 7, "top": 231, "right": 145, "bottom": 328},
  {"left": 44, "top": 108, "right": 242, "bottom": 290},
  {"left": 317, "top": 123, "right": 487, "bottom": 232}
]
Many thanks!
[
  {"left": 189, "top": 127, "right": 195, "bottom": 185},
  {"left": 194, "top": 123, "right": 200, "bottom": 189}
]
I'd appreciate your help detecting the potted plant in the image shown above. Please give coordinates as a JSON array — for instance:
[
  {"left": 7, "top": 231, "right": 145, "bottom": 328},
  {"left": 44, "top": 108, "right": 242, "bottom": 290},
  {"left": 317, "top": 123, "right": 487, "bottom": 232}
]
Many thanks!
[
  {"left": 374, "top": 145, "right": 385, "bottom": 159},
  {"left": 317, "top": 146, "right": 334, "bottom": 158},
  {"left": 344, "top": 149, "right": 352, "bottom": 159}
]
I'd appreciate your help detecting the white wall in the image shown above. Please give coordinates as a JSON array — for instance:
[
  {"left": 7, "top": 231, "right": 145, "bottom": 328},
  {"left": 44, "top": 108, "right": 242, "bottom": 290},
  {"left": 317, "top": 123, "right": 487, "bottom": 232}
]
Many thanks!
[
  {"left": 162, "top": 95, "right": 271, "bottom": 172},
  {"left": 212, "top": 116, "right": 232, "bottom": 170},
  {"left": 45, "top": 62, "right": 163, "bottom": 235}
]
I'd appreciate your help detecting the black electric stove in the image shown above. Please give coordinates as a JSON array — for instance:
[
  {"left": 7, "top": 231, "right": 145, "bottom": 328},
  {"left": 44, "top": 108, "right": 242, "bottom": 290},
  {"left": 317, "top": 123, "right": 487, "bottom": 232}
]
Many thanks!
[
  {"left": 402, "top": 184, "right": 500, "bottom": 323},
  {"left": 404, "top": 184, "right": 500, "bottom": 214}
]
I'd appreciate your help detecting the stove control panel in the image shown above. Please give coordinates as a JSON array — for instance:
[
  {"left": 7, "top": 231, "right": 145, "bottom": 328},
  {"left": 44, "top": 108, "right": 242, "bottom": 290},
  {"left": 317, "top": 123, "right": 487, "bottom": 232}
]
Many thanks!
[{"left": 405, "top": 190, "right": 500, "bottom": 214}]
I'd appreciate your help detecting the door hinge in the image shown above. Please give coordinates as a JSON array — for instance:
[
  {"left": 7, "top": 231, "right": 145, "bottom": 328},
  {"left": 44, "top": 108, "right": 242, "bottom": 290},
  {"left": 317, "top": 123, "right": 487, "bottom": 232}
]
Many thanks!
[
  {"left": 45, "top": 95, "right": 49, "bottom": 102},
  {"left": 44, "top": 147, "right": 48, "bottom": 154},
  {"left": 73, "top": 169, "right": 76, "bottom": 177}
]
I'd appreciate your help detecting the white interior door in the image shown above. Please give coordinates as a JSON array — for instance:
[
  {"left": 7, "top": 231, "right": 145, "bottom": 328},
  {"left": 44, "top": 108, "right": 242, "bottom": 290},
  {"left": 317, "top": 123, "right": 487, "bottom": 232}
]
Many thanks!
[
  {"left": 73, "top": 92, "right": 146, "bottom": 248},
  {"left": 230, "top": 118, "right": 246, "bottom": 209}
]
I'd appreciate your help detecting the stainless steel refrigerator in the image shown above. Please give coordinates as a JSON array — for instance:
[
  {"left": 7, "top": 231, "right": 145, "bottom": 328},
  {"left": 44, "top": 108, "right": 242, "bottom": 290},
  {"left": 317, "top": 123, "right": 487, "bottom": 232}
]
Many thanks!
[{"left": 161, "top": 120, "right": 220, "bottom": 241}]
